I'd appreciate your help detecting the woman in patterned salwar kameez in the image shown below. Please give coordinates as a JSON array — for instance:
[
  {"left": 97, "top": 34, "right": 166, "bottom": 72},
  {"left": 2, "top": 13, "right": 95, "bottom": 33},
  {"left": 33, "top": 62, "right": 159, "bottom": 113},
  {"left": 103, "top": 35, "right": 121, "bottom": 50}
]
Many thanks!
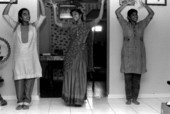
[
  {"left": 49, "top": 0, "right": 105, "bottom": 106},
  {"left": 115, "top": 1, "right": 154, "bottom": 105}
]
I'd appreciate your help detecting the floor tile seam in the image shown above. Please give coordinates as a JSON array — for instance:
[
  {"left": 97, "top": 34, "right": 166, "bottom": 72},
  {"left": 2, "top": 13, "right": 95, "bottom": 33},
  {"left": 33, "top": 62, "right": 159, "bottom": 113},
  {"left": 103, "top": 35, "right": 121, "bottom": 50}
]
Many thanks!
[
  {"left": 87, "top": 98, "right": 96, "bottom": 114},
  {"left": 107, "top": 100, "right": 117, "bottom": 114},
  {"left": 48, "top": 98, "right": 53, "bottom": 114},
  {"left": 139, "top": 99, "right": 160, "bottom": 113}
]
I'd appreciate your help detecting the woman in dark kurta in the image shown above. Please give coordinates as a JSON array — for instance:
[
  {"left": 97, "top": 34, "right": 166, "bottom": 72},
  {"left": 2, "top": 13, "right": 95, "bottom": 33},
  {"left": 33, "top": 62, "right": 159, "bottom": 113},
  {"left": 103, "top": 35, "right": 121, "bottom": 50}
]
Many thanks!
[
  {"left": 115, "top": 1, "right": 154, "bottom": 105},
  {"left": 49, "top": 0, "right": 105, "bottom": 106}
]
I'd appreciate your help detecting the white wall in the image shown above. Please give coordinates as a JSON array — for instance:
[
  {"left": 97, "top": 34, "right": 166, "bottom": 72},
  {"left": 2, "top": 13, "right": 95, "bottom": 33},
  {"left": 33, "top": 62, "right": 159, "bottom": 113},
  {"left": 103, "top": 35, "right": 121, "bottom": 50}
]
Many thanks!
[
  {"left": 0, "top": 0, "right": 38, "bottom": 99},
  {"left": 108, "top": 0, "right": 170, "bottom": 98},
  {"left": 0, "top": 0, "right": 170, "bottom": 99}
]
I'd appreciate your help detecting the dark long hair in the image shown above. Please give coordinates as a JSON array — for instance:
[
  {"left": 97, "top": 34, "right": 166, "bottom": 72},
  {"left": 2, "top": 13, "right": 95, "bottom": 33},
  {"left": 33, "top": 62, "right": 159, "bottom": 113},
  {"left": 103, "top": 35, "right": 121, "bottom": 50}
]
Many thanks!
[
  {"left": 13, "top": 8, "right": 30, "bottom": 32},
  {"left": 127, "top": 9, "right": 138, "bottom": 17},
  {"left": 70, "top": 8, "right": 84, "bottom": 22},
  {"left": 18, "top": 8, "right": 30, "bottom": 24}
]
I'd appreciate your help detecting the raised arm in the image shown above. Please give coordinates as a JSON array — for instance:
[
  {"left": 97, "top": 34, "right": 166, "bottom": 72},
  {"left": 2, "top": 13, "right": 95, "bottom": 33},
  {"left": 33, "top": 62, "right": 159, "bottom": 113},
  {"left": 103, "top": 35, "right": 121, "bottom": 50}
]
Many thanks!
[
  {"left": 115, "top": 1, "right": 135, "bottom": 19},
  {"left": 115, "top": 1, "right": 135, "bottom": 26},
  {"left": 90, "top": 0, "right": 105, "bottom": 26},
  {"left": 39, "top": 0, "right": 46, "bottom": 16},
  {"left": 115, "top": 3, "right": 127, "bottom": 19},
  {"left": 2, "top": 0, "right": 17, "bottom": 29},
  {"left": 33, "top": 0, "right": 46, "bottom": 29},
  {"left": 3, "top": 0, "right": 13, "bottom": 15},
  {"left": 139, "top": 1, "right": 154, "bottom": 27},
  {"left": 141, "top": 2, "right": 154, "bottom": 19},
  {"left": 49, "top": 0, "right": 63, "bottom": 27}
]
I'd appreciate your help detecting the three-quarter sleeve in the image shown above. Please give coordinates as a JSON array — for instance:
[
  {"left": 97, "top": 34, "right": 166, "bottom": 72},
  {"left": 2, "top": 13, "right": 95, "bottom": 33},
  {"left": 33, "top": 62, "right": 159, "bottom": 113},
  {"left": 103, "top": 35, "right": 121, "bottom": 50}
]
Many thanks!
[
  {"left": 116, "top": 15, "right": 127, "bottom": 28},
  {"left": 34, "top": 15, "right": 46, "bottom": 29},
  {"left": 140, "top": 14, "right": 153, "bottom": 28},
  {"left": 3, "top": 15, "right": 17, "bottom": 29}
]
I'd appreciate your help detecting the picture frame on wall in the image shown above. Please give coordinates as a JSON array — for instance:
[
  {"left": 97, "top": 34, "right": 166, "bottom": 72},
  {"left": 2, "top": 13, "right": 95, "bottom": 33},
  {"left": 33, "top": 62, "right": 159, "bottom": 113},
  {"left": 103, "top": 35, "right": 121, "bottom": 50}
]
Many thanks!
[
  {"left": 59, "top": 5, "right": 76, "bottom": 19},
  {"left": 119, "top": 0, "right": 135, "bottom": 6},
  {"left": 145, "top": 0, "right": 167, "bottom": 6},
  {"left": 0, "top": 0, "right": 17, "bottom": 4}
]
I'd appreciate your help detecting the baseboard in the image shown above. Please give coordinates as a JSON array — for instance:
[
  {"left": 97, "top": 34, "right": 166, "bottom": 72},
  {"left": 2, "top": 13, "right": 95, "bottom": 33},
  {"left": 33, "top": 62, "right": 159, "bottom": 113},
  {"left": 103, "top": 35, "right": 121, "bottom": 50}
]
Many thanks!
[
  {"left": 3, "top": 94, "right": 170, "bottom": 100},
  {"left": 2, "top": 95, "right": 40, "bottom": 100},
  {"left": 108, "top": 94, "right": 170, "bottom": 99}
]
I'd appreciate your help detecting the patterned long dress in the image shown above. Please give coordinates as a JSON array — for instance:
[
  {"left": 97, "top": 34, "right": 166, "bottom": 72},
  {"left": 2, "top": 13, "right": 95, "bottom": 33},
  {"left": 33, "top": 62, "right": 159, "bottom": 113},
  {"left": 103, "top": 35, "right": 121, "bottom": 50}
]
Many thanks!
[{"left": 62, "top": 22, "right": 92, "bottom": 106}]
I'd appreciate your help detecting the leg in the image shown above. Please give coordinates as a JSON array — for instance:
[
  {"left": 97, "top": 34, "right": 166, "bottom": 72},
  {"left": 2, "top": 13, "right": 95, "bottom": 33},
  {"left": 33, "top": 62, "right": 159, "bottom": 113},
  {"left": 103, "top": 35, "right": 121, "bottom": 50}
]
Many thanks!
[
  {"left": 23, "top": 78, "right": 35, "bottom": 109},
  {"left": 124, "top": 73, "right": 133, "bottom": 104},
  {"left": 15, "top": 79, "right": 25, "bottom": 110},
  {"left": 15, "top": 79, "right": 25, "bottom": 104},
  {"left": 132, "top": 73, "right": 141, "bottom": 105}
]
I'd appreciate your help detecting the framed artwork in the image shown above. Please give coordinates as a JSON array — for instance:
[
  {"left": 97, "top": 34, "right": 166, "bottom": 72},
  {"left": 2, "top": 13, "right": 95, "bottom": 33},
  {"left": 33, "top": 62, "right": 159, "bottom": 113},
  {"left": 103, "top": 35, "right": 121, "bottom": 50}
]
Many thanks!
[
  {"left": 119, "top": 0, "right": 135, "bottom": 6},
  {"left": 0, "top": 37, "right": 11, "bottom": 64},
  {"left": 59, "top": 5, "right": 76, "bottom": 19},
  {"left": 0, "top": 0, "right": 17, "bottom": 4},
  {"left": 145, "top": 0, "right": 167, "bottom": 6}
]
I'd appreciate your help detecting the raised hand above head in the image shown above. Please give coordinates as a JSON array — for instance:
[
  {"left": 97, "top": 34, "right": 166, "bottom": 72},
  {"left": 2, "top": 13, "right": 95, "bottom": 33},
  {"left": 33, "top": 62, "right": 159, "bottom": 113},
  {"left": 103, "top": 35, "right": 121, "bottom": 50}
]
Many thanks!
[
  {"left": 48, "top": 0, "right": 54, "bottom": 5},
  {"left": 101, "top": 0, "right": 105, "bottom": 4},
  {"left": 139, "top": 0, "right": 146, "bottom": 7},
  {"left": 120, "top": 0, "right": 135, "bottom": 6},
  {"left": 127, "top": 0, "right": 135, "bottom": 5},
  {"left": 48, "top": 0, "right": 58, "bottom": 8},
  {"left": 98, "top": 0, "right": 105, "bottom": 7},
  {"left": 10, "top": 0, "right": 16, "bottom": 3},
  {"left": 39, "top": 0, "right": 44, "bottom": 2}
]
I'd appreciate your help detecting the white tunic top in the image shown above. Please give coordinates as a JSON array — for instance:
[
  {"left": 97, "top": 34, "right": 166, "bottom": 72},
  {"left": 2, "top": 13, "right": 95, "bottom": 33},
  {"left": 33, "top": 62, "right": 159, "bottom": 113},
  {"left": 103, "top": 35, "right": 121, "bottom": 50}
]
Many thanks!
[{"left": 3, "top": 15, "right": 46, "bottom": 80}]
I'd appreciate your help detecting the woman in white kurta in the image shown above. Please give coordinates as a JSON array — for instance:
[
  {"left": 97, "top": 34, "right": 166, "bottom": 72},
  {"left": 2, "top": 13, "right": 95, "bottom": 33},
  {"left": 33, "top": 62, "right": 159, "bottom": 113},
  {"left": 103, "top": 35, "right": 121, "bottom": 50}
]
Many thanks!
[{"left": 2, "top": 0, "right": 46, "bottom": 110}]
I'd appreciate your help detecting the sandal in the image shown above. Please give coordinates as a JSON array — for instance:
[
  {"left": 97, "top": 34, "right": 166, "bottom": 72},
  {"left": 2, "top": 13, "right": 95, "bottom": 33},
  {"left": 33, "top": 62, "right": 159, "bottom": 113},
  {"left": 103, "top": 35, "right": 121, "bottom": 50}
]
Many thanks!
[
  {"left": 0, "top": 99, "right": 7, "bottom": 106},
  {"left": 22, "top": 105, "right": 29, "bottom": 110},
  {"left": 16, "top": 105, "right": 23, "bottom": 110}
]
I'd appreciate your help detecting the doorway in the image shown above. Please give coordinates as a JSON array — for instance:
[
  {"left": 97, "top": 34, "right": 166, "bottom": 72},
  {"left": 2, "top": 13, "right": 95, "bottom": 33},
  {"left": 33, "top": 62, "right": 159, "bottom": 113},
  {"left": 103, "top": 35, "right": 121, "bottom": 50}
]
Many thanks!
[
  {"left": 39, "top": 0, "right": 108, "bottom": 98},
  {"left": 86, "top": 9, "right": 107, "bottom": 97}
]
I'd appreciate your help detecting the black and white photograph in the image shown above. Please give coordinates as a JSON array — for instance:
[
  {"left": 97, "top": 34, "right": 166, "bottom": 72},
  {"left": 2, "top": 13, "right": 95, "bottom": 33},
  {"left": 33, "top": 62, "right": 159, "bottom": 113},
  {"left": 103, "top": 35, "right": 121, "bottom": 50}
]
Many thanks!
[
  {"left": 0, "top": 0, "right": 170, "bottom": 113},
  {"left": 145, "top": 0, "right": 167, "bottom": 5},
  {"left": 0, "top": 0, "right": 17, "bottom": 3},
  {"left": 119, "top": 0, "right": 135, "bottom": 5}
]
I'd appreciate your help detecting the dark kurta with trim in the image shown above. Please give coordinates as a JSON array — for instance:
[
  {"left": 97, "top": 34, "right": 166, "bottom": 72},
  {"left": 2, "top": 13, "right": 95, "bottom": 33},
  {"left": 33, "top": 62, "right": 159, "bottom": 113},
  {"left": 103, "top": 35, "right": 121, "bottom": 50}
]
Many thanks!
[{"left": 117, "top": 14, "right": 153, "bottom": 74}]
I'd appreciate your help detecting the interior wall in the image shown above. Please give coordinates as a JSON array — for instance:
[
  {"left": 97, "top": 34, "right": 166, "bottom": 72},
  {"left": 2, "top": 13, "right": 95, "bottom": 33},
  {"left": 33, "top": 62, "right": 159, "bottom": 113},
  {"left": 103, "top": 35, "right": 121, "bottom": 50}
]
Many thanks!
[
  {"left": 108, "top": 0, "right": 170, "bottom": 98},
  {"left": 0, "top": 0, "right": 170, "bottom": 99},
  {"left": 0, "top": 0, "right": 38, "bottom": 99}
]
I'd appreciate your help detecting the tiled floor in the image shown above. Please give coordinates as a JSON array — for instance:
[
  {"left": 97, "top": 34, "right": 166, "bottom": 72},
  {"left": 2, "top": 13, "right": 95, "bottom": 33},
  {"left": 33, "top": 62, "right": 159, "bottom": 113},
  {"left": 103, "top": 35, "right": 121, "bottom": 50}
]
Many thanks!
[
  {"left": 0, "top": 97, "right": 169, "bottom": 114},
  {"left": 0, "top": 81, "right": 169, "bottom": 114}
]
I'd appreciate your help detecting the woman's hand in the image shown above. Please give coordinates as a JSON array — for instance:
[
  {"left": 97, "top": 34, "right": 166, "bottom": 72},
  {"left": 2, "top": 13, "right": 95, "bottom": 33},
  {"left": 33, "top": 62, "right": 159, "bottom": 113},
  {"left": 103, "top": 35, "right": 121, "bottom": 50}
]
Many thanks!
[
  {"left": 39, "top": 0, "right": 43, "bottom": 2},
  {"left": 48, "top": 0, "right": 58, "bottom": 9},
  {"left": 101, "top": 0, "right": 105, "bottom": 4},
  {"left": 121, "top": 0, "right": 135, "bottom": 6},
  {"left": 10, "top": 0, "right": 15, "bottom": 3},
  {"left": 139, "top": 0, "right": 146, "bottom": 7},
  {"left": 138, "top": 0, "right": 147, "bottom": 9},
  {"left": 127, "top": 0, "right": 135, "bottom": 5}
]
